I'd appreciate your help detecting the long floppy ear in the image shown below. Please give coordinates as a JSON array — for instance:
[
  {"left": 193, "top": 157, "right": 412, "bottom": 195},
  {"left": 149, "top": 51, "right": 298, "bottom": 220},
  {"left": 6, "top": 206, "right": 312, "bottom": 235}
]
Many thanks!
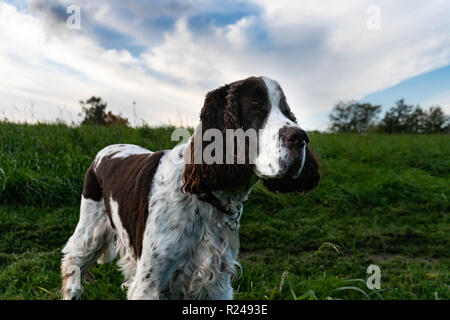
[
  {"left": 182, "top": 82, "right": 253, "bottom": 194},
  {"left": 224, "top": 82, "right": 241, "bottom": 130},
  {"left": 262, "top": 146, "right": 320, "bottom": 193}
]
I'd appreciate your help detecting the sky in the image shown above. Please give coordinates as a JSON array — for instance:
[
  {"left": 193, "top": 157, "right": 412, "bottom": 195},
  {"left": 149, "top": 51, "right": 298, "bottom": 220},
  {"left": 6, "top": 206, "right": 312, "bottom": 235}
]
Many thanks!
[{"left": 1, "top": 0, "right": 450, "bottom": 130}]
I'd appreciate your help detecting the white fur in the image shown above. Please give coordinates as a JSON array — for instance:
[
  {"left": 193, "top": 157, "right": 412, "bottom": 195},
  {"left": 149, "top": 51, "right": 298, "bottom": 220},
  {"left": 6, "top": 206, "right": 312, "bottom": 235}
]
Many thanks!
[
  {"left": 254, "top": 77, "right": 298, "bottom": 178},
  {"left": 127, "top": 144, "right": 243, "bottom": 299},
  {"left": 94, "top": 144, "right": 151, "bottom": 171},
  {"left": 109, "top": 196, "right": 137, "bottom": 288},
  {"left": 61, "top": 196, "right": 114, "bottom": 300},
  {"left": 293, "top": 144, "right": 307, "bottom": 179}
]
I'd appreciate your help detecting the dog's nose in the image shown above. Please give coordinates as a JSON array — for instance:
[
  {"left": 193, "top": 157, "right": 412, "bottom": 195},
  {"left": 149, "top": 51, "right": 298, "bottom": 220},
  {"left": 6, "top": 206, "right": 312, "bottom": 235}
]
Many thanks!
[{"left": 285, "top": 128, "right": 309, "bottom": 146}]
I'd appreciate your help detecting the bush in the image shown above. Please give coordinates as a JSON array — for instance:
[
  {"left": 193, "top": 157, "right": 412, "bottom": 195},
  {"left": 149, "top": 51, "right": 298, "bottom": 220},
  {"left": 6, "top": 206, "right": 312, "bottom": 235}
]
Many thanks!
[{"left": 79, "top": 96, "right": 129, "bottom": 127}]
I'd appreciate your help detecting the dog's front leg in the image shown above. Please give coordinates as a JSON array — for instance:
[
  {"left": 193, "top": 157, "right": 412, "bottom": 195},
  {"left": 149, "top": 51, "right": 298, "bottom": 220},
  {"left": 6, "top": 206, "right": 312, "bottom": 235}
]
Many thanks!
[
  {"left": 127, "top": 232, "right": 187, "bottom": 300},
  {"left": 127, "top": 260, "right": 163, "bottom": 300},
  {"left": 127, "top": 252, "right": 171, "bottom": 299}
]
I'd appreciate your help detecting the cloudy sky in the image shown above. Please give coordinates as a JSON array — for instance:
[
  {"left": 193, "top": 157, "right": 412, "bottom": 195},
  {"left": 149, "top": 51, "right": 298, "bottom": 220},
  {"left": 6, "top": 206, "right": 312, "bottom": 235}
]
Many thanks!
[{"left": 1, "top": 0, "right": 450, "bottom": 130}]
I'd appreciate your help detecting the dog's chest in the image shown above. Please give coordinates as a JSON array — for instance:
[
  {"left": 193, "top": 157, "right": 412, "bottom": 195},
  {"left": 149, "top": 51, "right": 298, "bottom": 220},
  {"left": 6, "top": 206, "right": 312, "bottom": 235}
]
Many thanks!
[{"left": 157, "top": 201, "right": 239, "bottom": 299}]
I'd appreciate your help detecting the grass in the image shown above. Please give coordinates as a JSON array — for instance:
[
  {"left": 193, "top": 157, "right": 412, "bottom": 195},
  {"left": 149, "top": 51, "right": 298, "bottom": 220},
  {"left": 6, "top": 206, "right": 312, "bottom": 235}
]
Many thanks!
[{"left": 0, "top": 121, "right": 449, "bottom": 300}]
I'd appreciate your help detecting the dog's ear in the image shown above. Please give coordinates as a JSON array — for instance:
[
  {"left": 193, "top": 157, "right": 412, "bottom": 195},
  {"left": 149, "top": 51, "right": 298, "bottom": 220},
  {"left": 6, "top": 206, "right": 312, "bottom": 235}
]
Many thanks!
[
  {"left": 182, "top": 82, "right": 252, "bottom": 194},
  {"left": 262, "top": 146, "right": 320, "bottom": 193},
  {"left": 224, "top": 82, "right": 241, "bottom": 130},
  {"left": 200, "top": 84, "right": 231, "bottom": 132}
]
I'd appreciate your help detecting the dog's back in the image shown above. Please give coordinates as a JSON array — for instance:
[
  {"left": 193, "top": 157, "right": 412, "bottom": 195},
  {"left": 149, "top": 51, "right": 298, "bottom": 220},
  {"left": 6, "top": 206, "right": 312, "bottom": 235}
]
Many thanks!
[{"left": 61, "top": 144, "right": 165, "bottom": 299}]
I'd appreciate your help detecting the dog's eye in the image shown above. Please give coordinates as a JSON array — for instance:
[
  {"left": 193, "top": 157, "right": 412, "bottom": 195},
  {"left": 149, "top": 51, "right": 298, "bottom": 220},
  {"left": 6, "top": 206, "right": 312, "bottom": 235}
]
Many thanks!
[{"left": 248, "top": 101, "right": 263, "bottom": 113}]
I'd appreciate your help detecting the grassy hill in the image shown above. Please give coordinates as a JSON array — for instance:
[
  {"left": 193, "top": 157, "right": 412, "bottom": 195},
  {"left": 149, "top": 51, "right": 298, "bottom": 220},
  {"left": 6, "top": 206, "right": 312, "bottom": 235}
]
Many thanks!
[{"left": 0, "top": 122, "right": 449, "bottom": 299}]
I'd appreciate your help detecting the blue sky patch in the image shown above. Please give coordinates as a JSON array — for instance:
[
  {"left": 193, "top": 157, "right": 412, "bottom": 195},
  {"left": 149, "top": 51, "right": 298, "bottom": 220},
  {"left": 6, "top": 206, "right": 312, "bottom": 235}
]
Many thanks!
[{"left": 362, "top": 64, "right": 450, "bottom": 111}]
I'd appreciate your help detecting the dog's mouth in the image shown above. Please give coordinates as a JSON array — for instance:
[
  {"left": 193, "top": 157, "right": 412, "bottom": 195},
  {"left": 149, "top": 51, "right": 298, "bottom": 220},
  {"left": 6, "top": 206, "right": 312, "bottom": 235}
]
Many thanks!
[
  {"left": 254, "top": 141, "right": 308, "bottom": 180},
  {"left": 279, "top": 143, "right": 307, "bottom": 179}
]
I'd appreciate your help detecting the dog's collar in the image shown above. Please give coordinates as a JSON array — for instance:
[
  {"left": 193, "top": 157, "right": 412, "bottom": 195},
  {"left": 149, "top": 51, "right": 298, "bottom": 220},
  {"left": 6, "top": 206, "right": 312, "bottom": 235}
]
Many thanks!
[
  {"left": 197, "top": 192, "right": 242, "bottom": 232},
  {"left": 197, "top": 192, "right": 234, "bottom": 216}
]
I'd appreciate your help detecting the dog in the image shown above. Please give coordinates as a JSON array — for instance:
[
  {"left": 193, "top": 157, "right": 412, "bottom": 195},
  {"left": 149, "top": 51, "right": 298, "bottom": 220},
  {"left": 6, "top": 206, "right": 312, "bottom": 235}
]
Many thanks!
[{"left": 61, "top": 76, "right": 320, "bottom": 300}]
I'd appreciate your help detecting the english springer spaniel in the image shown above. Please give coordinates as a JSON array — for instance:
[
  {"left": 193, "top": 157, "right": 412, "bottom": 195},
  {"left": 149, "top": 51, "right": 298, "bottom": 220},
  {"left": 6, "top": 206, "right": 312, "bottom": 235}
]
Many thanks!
[{"left": 61, "top": 76, "right": 320, "bottom": 300}]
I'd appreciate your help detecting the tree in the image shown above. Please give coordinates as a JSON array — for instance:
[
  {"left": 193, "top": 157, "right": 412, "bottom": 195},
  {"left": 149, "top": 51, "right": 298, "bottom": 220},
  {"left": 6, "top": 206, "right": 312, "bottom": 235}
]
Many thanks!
[
  {"left": 421, "top": 106, "right": 450, "bottom": 133},
  {"left": 380, "top": 99, "right": 423, "bottom": 133},
  {"left": 79, "top": 96, "right": 129, "bottom": 127},
  {"left": 329, "top": 101, "right": 381, "bottom": 133},
  {"left": 79, "top": 97, "right": 107, "bottom": 125},
  {"left": 407, "top": 106, "right": 424, "bottom": 133},
  {"left": 380, "top": 100, "right": 450, "bottom": 133},
  {"left": 329, "top": 97, "right": 450, "bottom": 134}
]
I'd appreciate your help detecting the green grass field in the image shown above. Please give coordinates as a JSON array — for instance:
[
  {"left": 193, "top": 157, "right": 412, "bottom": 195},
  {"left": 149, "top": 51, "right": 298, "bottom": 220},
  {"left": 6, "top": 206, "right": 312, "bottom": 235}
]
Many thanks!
[{"left": 0, "top": 122, "right": 449, "bottom": 300}]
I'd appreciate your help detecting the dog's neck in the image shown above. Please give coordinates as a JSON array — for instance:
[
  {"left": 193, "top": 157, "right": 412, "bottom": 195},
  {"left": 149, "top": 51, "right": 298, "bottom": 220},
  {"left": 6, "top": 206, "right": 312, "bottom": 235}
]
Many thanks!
[{"left": 196, "top": 186, "right": 254, "bottom": 231}]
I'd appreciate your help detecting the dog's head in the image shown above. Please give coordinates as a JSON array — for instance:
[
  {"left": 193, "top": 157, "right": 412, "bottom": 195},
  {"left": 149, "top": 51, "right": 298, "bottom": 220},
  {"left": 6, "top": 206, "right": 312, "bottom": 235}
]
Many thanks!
[{"left": 182, "top": 76, "right": 320, "bottom": 194}]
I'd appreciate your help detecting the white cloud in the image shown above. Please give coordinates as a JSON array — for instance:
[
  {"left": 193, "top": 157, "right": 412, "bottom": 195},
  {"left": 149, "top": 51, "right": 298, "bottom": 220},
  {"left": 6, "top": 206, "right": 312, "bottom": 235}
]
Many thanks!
[
  {"left": 139, "top": 0, "right": 450, "bottom": 129},
  {"left": 1, "top": 0, "right": 450, "bottom": 130},
  {"left": 423, "top": 90, "right": 450, "bottom": 112},
  {"left": 142, "top": 17, "right": 258, "bottom": 86},
  {"left": 0, "top": 1, "right": 203, "bottom": 126}
]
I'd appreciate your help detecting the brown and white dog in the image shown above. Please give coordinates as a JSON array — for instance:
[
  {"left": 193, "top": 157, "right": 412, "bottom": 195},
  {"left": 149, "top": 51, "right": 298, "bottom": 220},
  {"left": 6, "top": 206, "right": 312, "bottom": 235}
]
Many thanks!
[{"left": 61, "top": 76, "right": 320, "bottom": 300}]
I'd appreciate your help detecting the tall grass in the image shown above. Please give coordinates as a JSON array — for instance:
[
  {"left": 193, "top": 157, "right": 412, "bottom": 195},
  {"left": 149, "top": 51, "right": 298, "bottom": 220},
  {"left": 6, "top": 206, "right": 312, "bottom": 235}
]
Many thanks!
[{"left": 0, "top": 122, "right": 179, "bottom": 207}]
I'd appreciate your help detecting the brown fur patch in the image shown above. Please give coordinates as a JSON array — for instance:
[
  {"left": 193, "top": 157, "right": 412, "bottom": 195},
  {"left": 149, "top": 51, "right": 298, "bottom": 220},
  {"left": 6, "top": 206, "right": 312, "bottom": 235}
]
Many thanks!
[
  {"left": 83, "top": 150, "right": 165, "bottom": 258},
  {"left": 82, "top": 165, "right": 103, "bottom": 201}
]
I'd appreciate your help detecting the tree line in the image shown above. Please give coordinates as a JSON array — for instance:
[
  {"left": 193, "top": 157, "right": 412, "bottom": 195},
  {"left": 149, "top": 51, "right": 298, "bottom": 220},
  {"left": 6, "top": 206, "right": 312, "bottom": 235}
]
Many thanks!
[
  {"left": 329, "top": 99, "right": 449, "bottom": 133},
  {"left": 79, "top": 95, "right": 449, "bottom": 134}
]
